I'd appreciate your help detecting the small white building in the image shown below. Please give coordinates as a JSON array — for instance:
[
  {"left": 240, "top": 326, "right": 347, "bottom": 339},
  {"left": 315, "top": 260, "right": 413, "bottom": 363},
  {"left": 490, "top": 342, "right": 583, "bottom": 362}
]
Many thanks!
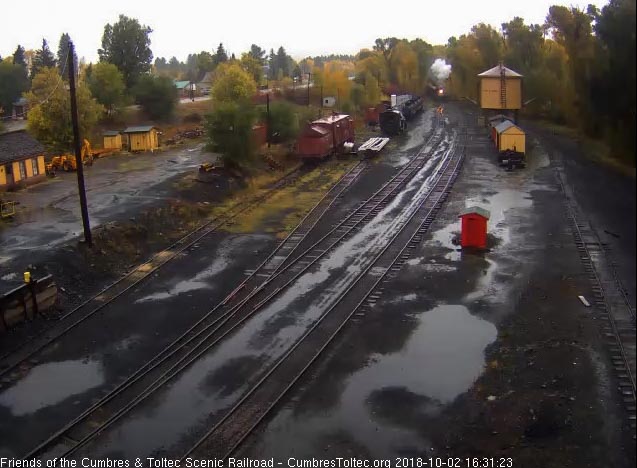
[{"left": 323, "top": 96, "right": 336, "bottom": 108}]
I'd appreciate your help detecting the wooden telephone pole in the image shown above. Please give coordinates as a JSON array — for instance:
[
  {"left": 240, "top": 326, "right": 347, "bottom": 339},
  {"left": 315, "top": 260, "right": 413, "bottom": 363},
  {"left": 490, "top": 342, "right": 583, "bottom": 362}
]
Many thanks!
[{"left": 68, "top": 41, "right": 92, "bottom": 247}]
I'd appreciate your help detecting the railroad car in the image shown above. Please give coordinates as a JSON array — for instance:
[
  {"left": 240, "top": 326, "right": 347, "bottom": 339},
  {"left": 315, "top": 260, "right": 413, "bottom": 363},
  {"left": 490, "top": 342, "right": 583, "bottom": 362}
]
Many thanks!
[
  {"left": 379, "top": 94, "right": 423, "bottom": 135},
  {"left": 379, "top": 109, "right": 407, "bottom": 136},
  {"left": 296, "top": 113, "right": 354, "bottom": 159}
]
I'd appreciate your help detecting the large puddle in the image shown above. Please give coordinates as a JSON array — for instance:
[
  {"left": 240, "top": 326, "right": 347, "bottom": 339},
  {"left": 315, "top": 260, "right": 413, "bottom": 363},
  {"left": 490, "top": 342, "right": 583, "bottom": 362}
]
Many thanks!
[
  {"left": 249, "top": 304, "right": 497, "bottom": 458},
  {"left": 134, "top": 236, "right": 255, "bottom": 303},
  {"left": 0, "top": 359, "right": 104, "bottom": 416}
]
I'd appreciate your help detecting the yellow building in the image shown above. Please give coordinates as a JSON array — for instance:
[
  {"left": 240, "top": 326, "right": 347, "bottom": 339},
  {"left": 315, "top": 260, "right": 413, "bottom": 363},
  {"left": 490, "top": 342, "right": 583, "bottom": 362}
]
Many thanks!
[
  {"left": 494, "top": 120, "right": 525, "bottom": 154},
  {"left": 0, "top": 130, "right": 47, "bottom": 191},
  {"left": 122, "top": 126, "right": 160, "bottom": 152},
  {"left": 478, "top": 64, "right": 523, "bottom": 110},
  {"left": 103, "top": 131, "right": 123, "bottom": 150}
]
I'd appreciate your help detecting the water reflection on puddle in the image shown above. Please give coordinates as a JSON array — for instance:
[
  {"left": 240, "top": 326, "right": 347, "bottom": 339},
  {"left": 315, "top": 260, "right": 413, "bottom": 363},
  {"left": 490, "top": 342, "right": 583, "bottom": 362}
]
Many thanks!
[
  {"left": 0, "top": 359, "right": 104, "bottom": 416},
  {"left": 254, "top": 305, "right": 496, "bottom": 457}
]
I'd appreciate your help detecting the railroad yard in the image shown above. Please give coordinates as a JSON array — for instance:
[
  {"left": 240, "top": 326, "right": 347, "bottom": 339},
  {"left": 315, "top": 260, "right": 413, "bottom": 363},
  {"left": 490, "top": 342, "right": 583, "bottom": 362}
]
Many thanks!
[{"left": 0, "top": 100, "right": 633, "bottom": 467}]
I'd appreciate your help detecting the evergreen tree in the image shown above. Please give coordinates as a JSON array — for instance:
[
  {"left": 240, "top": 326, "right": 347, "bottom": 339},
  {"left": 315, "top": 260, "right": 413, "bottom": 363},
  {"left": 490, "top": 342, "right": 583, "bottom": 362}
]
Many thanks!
[
  {"left": 31, "top": 39, "right": 56, "bottom": 79},
  {"left": 214, "top": 43, "right": 228, "bottom": 65},
  {"left": 12, "top": 45, "right": 27, "bottom": 68},
  {"left": 57, "top": 33, "right": 78, "bottom": 79}
]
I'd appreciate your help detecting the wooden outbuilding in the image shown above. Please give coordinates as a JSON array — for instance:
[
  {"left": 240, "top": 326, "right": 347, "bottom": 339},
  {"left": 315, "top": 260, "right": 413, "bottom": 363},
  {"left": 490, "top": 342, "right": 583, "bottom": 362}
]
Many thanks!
[
  {"left": 0, "top": 130, "right": 46, "bottom": 191},
  {"left": 103, "top": 131, "right": 123, "bottom": 150},
  {"left": 478, "top": 64, "right": 523, "bottom": 111},
  {"left": 494, "top": 120, "right": 525, "bottom": 154},
  {"left": 122, "top": 126, "right": 160, "bottom": 152},
  {"left": 488, "top": 114, "right": 513, "bottom": 142},
  {"left": 459, "top": 206, "right": 490, "bottom": 249}
]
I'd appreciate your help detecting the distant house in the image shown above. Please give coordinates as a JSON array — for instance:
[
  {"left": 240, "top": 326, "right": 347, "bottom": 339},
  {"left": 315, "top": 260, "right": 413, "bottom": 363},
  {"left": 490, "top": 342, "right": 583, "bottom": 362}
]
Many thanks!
[
  {"left": 122, "top": 126, "right": 160, "bottom": 152},
  {"left": 0, "top": 130, "right": 46, "bottom": 191},
  {"left": 12, "top": 97, "right": 28, "bottom": 120},
  {"left": 197, "top": 72, "right": 214, "bottom": 95},
  {"left": 174, "top": 80, "right": 196, "bottom": 98}
]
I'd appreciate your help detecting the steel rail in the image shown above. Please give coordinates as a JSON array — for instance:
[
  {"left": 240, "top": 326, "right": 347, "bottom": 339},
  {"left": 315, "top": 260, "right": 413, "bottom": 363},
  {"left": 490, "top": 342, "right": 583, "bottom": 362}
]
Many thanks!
[
  {"left": 185, "top": 127, "right": 466, "bottom": 460},
  {"left": 0, "top": 163, "right": 309, "bottom": 373},
  {"left": 27, "top": 118, "right": 444, "bottom": 460}
]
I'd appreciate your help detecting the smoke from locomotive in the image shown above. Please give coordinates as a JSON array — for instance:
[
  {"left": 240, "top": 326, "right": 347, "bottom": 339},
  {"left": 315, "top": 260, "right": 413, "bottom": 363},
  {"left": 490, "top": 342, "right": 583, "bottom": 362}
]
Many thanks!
[{"left": 428, "top": 58, "right": 452, "bottom": 97}]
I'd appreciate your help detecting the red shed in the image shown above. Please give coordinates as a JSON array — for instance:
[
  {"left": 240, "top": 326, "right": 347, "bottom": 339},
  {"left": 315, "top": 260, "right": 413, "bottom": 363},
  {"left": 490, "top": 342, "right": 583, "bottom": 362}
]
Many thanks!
[
  {"left": 252, "top": 124, "right": 267, "bottom": 148},
  {"left": 364, "top": 103, "right": 388, "bottom": 126},
  {"left": 312, "top": 113, "right": 354, "bottom": 152},
  {"left": 459, "top": 206, "right": 490, "bottom": 249},
  {"left": 297, "top": 125, "right": 332, "bottom": 159}
]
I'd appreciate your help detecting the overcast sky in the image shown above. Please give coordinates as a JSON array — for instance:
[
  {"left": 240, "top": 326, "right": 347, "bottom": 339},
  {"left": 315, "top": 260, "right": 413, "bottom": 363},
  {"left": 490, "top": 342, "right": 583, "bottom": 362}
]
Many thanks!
[{"left": 1, "top": 0, "right": 608, "bottom": 62}]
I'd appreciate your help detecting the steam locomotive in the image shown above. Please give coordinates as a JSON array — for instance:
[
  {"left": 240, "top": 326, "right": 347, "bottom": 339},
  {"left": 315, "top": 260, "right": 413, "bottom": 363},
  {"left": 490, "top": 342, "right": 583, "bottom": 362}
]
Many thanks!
[{"left": 379, "top": 94, "right": 424, "bottom": 136}]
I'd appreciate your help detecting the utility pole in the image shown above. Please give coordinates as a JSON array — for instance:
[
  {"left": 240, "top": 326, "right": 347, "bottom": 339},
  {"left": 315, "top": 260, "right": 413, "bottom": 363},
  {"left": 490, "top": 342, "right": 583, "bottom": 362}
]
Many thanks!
[
  {"left": 307, "top": 72, "right": 311, "bottom": 107},
  {"left": 266, "top": 93, "right": 271, "bottom": 148},
  {"left": 68, "top": 41, "right": 92, "bottom": 247}
]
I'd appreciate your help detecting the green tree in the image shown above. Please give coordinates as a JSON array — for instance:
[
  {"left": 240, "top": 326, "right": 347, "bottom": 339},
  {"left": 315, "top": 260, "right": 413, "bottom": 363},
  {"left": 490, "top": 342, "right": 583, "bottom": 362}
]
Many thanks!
[
  {"left": 57, "top": 33, "right": 77, "bottom": 79},
  {"left": 258, "top": 101, "right": 299, "bottom": 142},
  {"left": 12, "top": 45, "right": 27, "bottom": 69},
  {"left": 205, "top": 101, "right": 257, "bottom": 169},
  {"left": 211, "top": 62, "right": 257, "bottom": 103},
  {"left": 31, "top": 39, "right": 56, "bottom": 79},
  {"left": 98, "top": 15, "right": 153, "bottom": 88},
  {"left": 240, "top": 53, "right": 264, "bottom": 85},
  {"left": 248, "top": 44, "right": 266, "bottom": 61},
  {"left": 196, "top": 51, "right": 215, "bottom": 76},
  {"left": 213, "top": 43, "right": 228, "bottom": 66},
  {"left": 593, "top": 0, "right": 636, "bottom": 158},
  {"left": 502, "top": 17, "right": 544, "bottom": 71},
  {"left": 0, "top": 62, "right": 29, "bottom": 117},
  {"left": 25, "top": 67, "right": 103, "bottom": 151},
  {"left": 87, "top": 62, "right": 126, "bottom": 115},
  {"left": 133, "top": 75, "right": 178, "bottom": 121}
]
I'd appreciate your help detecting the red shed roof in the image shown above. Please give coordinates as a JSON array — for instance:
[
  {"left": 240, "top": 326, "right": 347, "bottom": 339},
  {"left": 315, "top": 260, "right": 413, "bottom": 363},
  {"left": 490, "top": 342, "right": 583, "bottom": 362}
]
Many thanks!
[{"left": 459, "top": 206, "right": 491, "bottom": 219}]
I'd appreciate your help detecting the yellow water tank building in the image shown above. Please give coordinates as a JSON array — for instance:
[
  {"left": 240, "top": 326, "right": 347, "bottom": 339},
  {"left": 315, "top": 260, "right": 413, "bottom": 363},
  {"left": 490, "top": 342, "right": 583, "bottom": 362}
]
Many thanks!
[{"left": 478, "top": 63, "right": 523, "bottom": 110}]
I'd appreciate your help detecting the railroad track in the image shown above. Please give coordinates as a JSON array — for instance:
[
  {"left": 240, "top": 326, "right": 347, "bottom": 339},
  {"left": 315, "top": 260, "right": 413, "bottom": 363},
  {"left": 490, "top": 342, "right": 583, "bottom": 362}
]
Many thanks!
[
  {"left": 0, "top": 160, "right": 364, "bottom": 378},
  {"left": 555, "top": 167, "right": 636, "bottom": 434},
  {"left": 184, "top": 126, "right": 466, "bottom": 459},
  {"left": 27, "top": 117, "right": 445, "bottom": 460}
]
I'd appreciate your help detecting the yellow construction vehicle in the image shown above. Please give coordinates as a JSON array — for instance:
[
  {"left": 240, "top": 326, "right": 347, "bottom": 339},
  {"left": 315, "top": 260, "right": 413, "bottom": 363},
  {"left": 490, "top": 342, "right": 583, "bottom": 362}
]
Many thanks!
[{"left": 46, "top": 139, "right": 94, "bottom": 174}]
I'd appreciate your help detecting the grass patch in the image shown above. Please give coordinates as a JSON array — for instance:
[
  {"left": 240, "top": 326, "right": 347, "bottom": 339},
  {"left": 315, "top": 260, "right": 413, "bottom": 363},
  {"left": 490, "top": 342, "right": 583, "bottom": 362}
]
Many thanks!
[
  {"left": 220, "top": 159, "right": 357, "bottom": 236},
  {"left": 534, "top": 120, "right": 635, "bottom": 178}
]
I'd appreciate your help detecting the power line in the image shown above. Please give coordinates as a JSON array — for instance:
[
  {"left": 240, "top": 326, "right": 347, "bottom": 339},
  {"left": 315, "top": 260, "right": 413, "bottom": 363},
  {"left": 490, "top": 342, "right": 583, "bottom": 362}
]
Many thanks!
[{"left": 1, "top": 52, "right": 70, "bottom": 121}]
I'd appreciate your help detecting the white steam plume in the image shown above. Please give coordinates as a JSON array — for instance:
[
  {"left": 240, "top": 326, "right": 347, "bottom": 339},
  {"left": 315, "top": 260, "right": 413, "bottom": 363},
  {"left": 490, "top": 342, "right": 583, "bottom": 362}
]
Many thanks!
[{"left": 429, "top": 58, "right": 452, "bottom": 84}]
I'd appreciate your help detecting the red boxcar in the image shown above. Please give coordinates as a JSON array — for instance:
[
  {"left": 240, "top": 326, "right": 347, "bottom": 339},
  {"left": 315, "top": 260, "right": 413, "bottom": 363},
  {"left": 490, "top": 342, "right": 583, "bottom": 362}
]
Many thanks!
[
  {"left": 364, "top": 103, "right": 389, "bottom": 126},
  {"left": 297, "top": 125, "right": 332, "bottom": 159},
  {"left": 296, "top": 113, "right": 354, "bottom": 159},
  {"left": 312, "top": 114, "right": 354, "bottom": 151}
]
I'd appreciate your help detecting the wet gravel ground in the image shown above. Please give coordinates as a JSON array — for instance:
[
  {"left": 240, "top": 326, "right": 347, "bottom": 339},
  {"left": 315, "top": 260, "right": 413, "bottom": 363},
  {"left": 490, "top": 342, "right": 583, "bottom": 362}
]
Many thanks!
[
  {"left": 0, "top": 231, "right": 277, "bottom": 457},
  {"left": 0, "top": 109, "right": 438, "bottom": 458},
  {"left": 237, "top": 104, "right": 635, "bottom": 467},
  {"left": 66, "top": 110, "right": 444, "bottom": 459},
  {"left": 0, "top": 142, "right": 212, "bottom": 290}
]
